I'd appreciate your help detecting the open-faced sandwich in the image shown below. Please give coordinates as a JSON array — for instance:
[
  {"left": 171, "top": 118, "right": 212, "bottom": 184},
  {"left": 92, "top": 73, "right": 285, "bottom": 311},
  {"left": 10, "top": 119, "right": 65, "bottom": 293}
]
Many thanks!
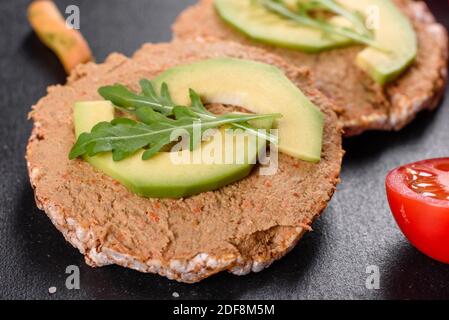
[
  {"left": 26, "top": 40, "right": 343, "bottom": 283},
  {"left": 173, "top": 0, "right": 448, "bottom": 136}
]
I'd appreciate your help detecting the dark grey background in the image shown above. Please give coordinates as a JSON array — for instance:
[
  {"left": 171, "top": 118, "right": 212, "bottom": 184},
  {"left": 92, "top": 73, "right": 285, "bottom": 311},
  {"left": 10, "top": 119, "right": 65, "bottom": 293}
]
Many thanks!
[{"left": 1, "top": 0, "right": 448, "bottom": 300}]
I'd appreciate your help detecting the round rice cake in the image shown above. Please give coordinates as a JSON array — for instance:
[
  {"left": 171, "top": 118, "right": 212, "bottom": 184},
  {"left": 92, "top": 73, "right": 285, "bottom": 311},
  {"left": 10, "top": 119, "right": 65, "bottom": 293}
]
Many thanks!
[
  {"left": 26, "top": 40, "right": 343, "bottom": 283},
  {"left": 172, "top": 0, "right": 448, "bottom": 136}
]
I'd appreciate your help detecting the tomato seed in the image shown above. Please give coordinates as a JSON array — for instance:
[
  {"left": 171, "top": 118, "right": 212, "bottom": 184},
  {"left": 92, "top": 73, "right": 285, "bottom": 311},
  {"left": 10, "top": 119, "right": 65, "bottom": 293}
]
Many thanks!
[{"left": 403, "top": 166, "right": 449, "bottom": 201}]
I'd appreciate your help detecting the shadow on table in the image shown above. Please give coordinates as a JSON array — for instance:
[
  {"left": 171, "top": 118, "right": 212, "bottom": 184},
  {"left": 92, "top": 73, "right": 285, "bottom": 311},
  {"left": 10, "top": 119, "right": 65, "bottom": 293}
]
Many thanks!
[
  {"left": 16, "top": 183, "right": 327, "bottom": 300},
  {"left": 94, "top": 215, "right": 328, "bottom": 300},
  {"left": 343, "top": 105, "right": 443, "bottom": 165},
  {"left": 175, "top": 216, "right": 328, "bottom": 300},
  {"left": 21, "top": 32, "right": 66, "bottom": 84},
  {"left": 12, "top": 183, "right": 88, "bottom": 298},
  {"left": 381, "top": 241, "right": 449, "bottom": 300}
]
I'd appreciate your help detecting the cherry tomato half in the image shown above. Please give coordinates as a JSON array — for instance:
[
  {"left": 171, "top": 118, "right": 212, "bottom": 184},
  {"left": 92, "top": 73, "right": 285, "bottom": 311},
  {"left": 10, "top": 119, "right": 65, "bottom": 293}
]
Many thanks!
[{"left": 386, "top": 158, "right": 449, "bottom": 264}]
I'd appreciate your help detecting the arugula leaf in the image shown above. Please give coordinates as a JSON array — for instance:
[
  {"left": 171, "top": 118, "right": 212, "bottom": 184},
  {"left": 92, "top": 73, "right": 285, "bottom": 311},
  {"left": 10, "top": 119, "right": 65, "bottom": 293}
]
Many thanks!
[
  {"left": 99, "top": 81, "right": 279, "bottom": 144},
  {"left": 188, "top": 88, "right": 213, "bottom": 116},
  {"left": 310, "top": 0, "right": 370, "bottom": 37},
  {"left": 71, "top": 82, "right": 282, "bottom": 161},
  {"left": 98, "top": 82, "right": 175, "bottom": 115},
  {"left": 261, "top": 0, "right": 386, "bottom": 51},
  {"left": 69, "top": 107, "right": 280, "bottom": 161}
]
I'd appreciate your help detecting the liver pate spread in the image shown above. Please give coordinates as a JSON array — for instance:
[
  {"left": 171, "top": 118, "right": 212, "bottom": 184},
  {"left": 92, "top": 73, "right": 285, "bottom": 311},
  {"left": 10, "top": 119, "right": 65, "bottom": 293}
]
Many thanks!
[
  {"left": 27, "top": 40, "right": 343, "bottom": 283},
  {"left": 173, "top": 0, "right": 448, "bottom": 136}
]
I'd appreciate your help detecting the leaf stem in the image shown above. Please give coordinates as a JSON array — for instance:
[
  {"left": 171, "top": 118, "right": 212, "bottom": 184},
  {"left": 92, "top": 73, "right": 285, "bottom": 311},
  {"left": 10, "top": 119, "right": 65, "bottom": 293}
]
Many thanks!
[
  {"left": 74, "top": 113, "right": 281, "bottom": 149},
  {"left": 312, "top": 0, "right": 370, "bottom": 36},
  {"left": 261, "top": 0, "right": 387, "bottom": 51},
  {"left": 100, "top": 85, "right": 281, "bottom": 144}
]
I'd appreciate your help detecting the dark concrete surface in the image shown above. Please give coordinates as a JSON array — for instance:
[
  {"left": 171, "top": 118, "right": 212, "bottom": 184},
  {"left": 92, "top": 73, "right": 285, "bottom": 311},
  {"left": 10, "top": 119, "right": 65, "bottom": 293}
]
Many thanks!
[{"left": 0, "top": 0, "right": 448, "bottom": 300}]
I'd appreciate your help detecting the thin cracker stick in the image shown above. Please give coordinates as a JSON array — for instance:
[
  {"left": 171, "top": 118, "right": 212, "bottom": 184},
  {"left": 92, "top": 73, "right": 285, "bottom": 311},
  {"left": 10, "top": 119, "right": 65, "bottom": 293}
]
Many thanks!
[{"left": 28, "top": 0, "right": 93, "bottom": 73}]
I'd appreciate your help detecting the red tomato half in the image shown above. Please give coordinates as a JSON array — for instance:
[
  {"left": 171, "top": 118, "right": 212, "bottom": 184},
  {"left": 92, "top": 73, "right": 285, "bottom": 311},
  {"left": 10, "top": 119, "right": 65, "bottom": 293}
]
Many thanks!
[{"left": 386, "top": 158, "right": 449, "bottom": 264}]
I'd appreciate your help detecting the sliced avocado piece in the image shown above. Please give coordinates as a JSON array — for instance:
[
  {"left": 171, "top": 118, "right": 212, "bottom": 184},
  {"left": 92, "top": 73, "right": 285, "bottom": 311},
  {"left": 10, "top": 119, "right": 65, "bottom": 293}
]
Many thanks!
[
  {"left": 153, "top": 58, "right": 324, "bottom": 162},
  {"left": 74, "top": 101, "right": 261, "bottom": 198},
  {"left": 338, "top": 0, "right": 417, "bottom": 85},
  {"left": 215, "top": 0, "right": 417, "bottom": 85},
  {"left": 214, "top": 0, "right": 351, "bottom": 52}
]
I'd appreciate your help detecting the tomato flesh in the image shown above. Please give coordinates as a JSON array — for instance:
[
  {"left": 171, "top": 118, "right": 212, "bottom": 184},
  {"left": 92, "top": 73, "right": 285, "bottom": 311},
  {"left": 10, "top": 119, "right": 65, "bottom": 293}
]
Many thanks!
[{"left": 386, "top": 158, "right": 449, "bottom": 264}]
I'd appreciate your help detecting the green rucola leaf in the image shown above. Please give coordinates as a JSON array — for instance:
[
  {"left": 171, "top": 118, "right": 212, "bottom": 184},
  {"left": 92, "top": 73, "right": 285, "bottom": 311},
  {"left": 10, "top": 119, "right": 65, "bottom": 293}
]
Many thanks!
[
  {"left": 70, "top": 111, "right": 281, "bottom": 161},
  {"left": 71, "top": 82, "right": 282, "bottom": 162},
  {"left": 99, "top": 83, "right": 174, "bottom": 115},
  {"left": 160, "top": 83, "right": 175, "bottom": 107},
  {"left": 312, "top": 0, "right": 371, "bottom": 36},
  {"left": 98, "top": 81, "right": 281, "bottom": 144},
  {"left": 261, "top": 0, "right": 387, "bottom": 51},
  {"left": 189, "top": 88, "right": 212, "bottom": 115}
]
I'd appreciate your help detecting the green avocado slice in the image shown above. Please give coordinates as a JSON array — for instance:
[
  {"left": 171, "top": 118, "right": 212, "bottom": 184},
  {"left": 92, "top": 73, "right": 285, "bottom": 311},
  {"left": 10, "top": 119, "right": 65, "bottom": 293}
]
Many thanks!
[
  {"left": 73, "top": 58, "right": 324, "bottom": 198},
  {"left": 339, "top": 0, "right": 417, "bottom": 85},
  {"left": 215, "top": 0, "right": 417, "bottom": 85},
  {"left": 74, "top": 101, "right": 262, "bottom": 198},
  {"left": 152, "top": 58, "right": 324, "bottom": 162},
  {"left": 214, "top": 0, "right": 351, "bottom": 52}
]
